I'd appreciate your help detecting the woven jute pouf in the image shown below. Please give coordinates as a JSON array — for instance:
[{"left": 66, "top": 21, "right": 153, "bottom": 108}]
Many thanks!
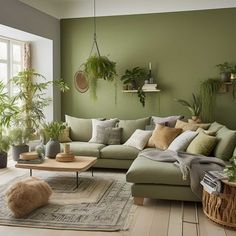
[{"left": 5, "top": 177, "right": 52, "bottom": 218}]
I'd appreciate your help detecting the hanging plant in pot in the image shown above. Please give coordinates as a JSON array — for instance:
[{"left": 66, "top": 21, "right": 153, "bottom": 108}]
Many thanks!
[
  {"left": 83, "top": 54, "right": 117, "bottom": 100},
  {"left": 43, "top": 121, "right": 66, "bottom": 158},
  {"left": 81, "top": 0, "right": 117, "bottom": 101}
]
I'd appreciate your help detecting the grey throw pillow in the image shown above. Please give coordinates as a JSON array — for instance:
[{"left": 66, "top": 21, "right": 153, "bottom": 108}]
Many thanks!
[{"left": 94, "top": 126, "right": 122, "bottom": 145}]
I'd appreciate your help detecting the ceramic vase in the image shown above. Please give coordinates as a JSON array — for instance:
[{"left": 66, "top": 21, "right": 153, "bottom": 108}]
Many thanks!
[
  {"left": 45, "top": 138, "right": 60, "bottom": 158},
  {"left": 12, "top": 144, "right": 29, "bottom": 161},
  {"left": 0, "top": 152, "right": 7, "bottom": 168}
]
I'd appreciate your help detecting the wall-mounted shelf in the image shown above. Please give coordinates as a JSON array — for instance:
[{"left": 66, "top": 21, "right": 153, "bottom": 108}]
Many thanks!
[{"left": 122, "top": 89, "right": 161, "bottom": 93}]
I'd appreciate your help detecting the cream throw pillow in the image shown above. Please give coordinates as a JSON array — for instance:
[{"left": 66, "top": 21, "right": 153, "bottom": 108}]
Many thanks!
[
  {"left": 147, "top": 124, "right": 182, "bottom": 150},
  {"left": 168, "top": 131, "right": 198, "bottom": 151},
  {"left": 124, "top": 129, "right": 152, "bottom": 150}
]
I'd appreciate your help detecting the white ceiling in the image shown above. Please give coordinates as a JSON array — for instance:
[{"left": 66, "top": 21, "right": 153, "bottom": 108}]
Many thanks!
[{"left": 20, "top": 0, "right": 236, "bottom": 19}]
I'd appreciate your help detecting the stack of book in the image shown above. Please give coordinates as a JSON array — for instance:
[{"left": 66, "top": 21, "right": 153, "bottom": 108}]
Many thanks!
[
  {"left": 200, "top": 170, "right": 227, "bottom": 194},
  {"left": 142, "top": 83, "right": 158, "bottom": 91}
]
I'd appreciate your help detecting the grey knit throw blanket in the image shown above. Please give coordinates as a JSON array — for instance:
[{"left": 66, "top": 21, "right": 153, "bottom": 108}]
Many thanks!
[{"left": 139, "top": 149, "right": 225, "bottom": 199}]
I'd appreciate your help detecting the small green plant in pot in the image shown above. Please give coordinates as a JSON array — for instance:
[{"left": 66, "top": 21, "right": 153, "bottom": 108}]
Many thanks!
[
  {"left": 174, "top": 93, "right": 202, "bottom": 122},
  {"left": 121, "top": 67, "right": 148, "bottom": 107},
  {"left": 83, "top": 54, "right": 117, "bottom": 100},
  {"left": 43, "top": 121, "right": 65, "bottom": 158},
  {"left": 216, "top": 62, "right": 233, "bottom": 82},
  {"left": 224, "top": 156, "right": 236, "bottom": 182},
  {"left": 8, "top": 127, "right": 30, "bottom": 161}
]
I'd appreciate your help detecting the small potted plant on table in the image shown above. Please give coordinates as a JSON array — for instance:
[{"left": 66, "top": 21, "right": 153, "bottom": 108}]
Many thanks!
[{"left": 43, "top": 121, "right": 65, "bottom": 158}]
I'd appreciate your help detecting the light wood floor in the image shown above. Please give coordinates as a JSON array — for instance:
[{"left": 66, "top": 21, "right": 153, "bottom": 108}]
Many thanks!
[{"left": 0, "top": 160, "right": 235, "bottom": 236}]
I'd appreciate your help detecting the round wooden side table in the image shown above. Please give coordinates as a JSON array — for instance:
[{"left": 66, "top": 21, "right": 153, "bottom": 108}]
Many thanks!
[{"left": 202, "top": 180, "right": 236, "bottom": 229}]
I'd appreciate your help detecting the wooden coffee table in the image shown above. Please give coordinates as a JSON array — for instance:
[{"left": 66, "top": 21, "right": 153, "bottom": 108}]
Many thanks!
[{"left": 15, "top": 156, "right": 97, "bottom": 189}]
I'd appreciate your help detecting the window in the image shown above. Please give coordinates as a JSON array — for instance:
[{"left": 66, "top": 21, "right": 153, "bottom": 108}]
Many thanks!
[{"left": 0, "top": 37, "right": 24, "bottom": 95}]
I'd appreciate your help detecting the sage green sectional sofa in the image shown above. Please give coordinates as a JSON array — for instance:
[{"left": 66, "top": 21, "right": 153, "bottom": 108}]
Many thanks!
[
  {"left": 63, "top": 115, "right": 236, "bottom": 204},
  {"left": 126, "top": 122, "right": 236, "bottom": 204}
]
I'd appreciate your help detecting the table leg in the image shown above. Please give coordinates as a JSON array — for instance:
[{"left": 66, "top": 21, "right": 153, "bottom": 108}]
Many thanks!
[
  {"left": 91, "top": 167, "right": 94, "bottom": 177},
  {"left": 76, "top": 171, "right": 79, "bottom": 188},
  {"left": 30, "top": 169, "right": 32, "bottom": 176}
]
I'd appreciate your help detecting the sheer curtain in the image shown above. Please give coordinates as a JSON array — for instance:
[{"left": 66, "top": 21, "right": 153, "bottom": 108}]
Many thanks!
[{"left": 23, "top": 42, "right": 31, "bottom": 69}]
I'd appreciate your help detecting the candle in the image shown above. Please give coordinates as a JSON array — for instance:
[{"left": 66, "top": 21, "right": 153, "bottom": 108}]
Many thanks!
[{"left": 149, "top": 62, "right": 152, "bottom": 70}]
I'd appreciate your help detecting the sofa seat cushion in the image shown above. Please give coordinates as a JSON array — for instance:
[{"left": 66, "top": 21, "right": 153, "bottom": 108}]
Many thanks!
[
  {"left": 61, "top": 142, "right": 105, "bottom": 158},
  {"left": 100, "top": 145, "right": 140, "bottom": 160},
  {"left": 126, "top": 155, "right": 190, "bottom": 186}
]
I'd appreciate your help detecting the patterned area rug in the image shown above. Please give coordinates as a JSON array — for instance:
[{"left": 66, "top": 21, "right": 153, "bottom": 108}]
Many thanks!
[{"left": 0, "top": 171, "right": 134, "bottom": 231}]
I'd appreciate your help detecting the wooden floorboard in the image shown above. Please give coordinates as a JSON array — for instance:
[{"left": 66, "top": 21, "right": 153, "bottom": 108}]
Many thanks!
[
  {"left": 167, "top": 201, "right": 183, "bottom": 236},
  {"left": 1, "top": 165, "right": 235, "bottom": 236},
  {"left": 149, "top": 200, "right": 171, "bottom": 236}
]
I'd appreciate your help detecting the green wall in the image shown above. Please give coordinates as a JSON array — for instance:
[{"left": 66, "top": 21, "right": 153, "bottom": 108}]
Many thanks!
[{"left": 61, "top": 8, "right": 236, "bottom": 129}]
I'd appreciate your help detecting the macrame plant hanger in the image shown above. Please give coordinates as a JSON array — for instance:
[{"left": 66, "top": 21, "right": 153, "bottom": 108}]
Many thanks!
[{"left": 89, "top": 0, "right": 101, "bottom": 57}]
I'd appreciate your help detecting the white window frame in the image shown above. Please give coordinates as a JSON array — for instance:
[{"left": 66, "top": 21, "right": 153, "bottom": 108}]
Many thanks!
[{"left": 0, "top": 37, "right": 24, "bottom": 96}]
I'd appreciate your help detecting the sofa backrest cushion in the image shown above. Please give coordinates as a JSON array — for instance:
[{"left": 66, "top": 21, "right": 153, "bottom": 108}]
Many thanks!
[
  {"left": 208, "top": 121, "right": 224, "bottom": 133},
  {"left": 118, "top": 117, "right": 150, "bottom": 143},
  {"left": 65, "top": 115, "right": 92, "bottom": 142},
  {"left": 151, "top": 115, "right": 184, "bottom": 127},
  {"left": 213, "top": 126, "right": 236, "bottom": 161}
]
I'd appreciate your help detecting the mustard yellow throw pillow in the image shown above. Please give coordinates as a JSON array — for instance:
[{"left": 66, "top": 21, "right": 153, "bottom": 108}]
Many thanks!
[
  {"left": 186, "top": 132, "right": 217, "bottom": 156},
  {"left": 175, "top": 120, "right": 210, "bottom": 132},
  {"left": 148, "top": 124, "right": 182, "bottom": 150}
]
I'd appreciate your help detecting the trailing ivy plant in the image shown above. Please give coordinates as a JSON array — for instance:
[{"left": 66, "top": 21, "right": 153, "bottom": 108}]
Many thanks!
[
  {"left": 121, "top": 66, "right": 148, "bottom": 107},
  {"left": 199, "top": 78, "right": 221, "bottom": 122},
  {"left": 83, "top": 54, "right": 117, "bottom": 100}
]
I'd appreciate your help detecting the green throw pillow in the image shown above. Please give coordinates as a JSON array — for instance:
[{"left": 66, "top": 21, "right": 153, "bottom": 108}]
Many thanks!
[
  {"left": 118, "top": 117, "right": 150, "bottom": 143},
  {"left": 186, "top": 132, "right": 217, "bottom": 156},
  {"left": 213, "top": 126, "right": 236, "bottom": 161}
]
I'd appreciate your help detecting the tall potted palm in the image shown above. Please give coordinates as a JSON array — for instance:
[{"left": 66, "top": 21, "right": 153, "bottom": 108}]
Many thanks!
[
  {"left": 11, "top": 69, "right": 69, "bottom": 135},
  {"left": 0, "top": 82, "right": 18, "bottom": 168}
]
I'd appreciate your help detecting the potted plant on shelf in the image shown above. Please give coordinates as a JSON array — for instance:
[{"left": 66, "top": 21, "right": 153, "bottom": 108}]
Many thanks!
[
  {"left": 11, "top": 69, "right": 69, "bottom": 136},
  {"left": 43, "top": 121, "right": 65, "bottom": 158},
  {"left": 0, "top": 82, "right": 18, "bottom": 168},
  {"left": 121, "top": 66, "right": 148, "bottom": 107},
  {"left": 174, "top": 93, "right": 202, "bottom": 123},
  {"left": 216, "top": 62, "right": 233, "bottom": 82},
  {"left": 82, "top": 54, "right": 117, "bottom": 100},
  {"left": 8, "top": 127, "right": 30, "bottom": 161}
]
